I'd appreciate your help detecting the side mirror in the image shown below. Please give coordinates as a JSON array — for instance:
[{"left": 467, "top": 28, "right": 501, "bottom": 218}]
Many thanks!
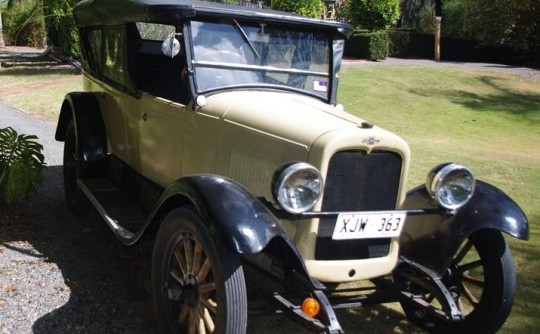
[{"left": 161, "top": 34, "right": 181, "bottom": 58}]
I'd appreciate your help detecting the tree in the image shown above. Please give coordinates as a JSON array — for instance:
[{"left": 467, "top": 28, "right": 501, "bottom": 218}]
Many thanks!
[
  {"left": 0, "top": 10, "right": 5, "bottom": 47},
  {"left": 398, "top": 0, "right": 433, "bottom": 29},
  {"left": 345, "top": 0, "right": 400, "bottom": 30},
  {"left": 511, "top": 0, "right": 540, "bottom": 66},
  {"left": 1, "top": 0, "right": 45, "bottom": 47},
  {"left": 455, "top": 0, "right": 539, "bottom": 66},
  {"left": 41, "top": 0, "right": 79, "bottom": 57},
  {"left": 272, "top": 0, "right": 324, "bottom": 18}
]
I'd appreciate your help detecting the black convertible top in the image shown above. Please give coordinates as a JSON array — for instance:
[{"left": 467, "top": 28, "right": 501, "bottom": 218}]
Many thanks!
[{"left": 74, "top": 0, "right": 352, "bottom": 37}]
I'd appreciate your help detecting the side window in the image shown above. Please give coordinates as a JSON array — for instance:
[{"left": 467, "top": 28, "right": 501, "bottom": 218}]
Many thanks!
[
  {"left": 103, "top": 26, "right": 126, "bottom": 85},
  {"left": 87, "top": 29, "right": 102, "bottom": 75},
  {"left": 136, "top": 22, "right": 175, "bottom": 41},
  {"left": 133, "top": 22, "right": 190, "bottom": 104},
  {"left": 78, "top": 28, "right": 102, "bottom": 76}
]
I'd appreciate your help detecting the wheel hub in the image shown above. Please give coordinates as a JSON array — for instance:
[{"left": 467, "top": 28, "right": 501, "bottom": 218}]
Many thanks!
[{"left": 168, "top": 274, "right": 200, "bottom": 308}]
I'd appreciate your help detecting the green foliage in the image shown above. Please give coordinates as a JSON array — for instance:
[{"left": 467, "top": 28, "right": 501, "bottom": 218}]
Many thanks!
[
  {"left": 42, "top": 0, "right": 80, "bottom": 57},
  {"left": 461, "top": 0, "right": 515, "bottom": 46},
  {"left": 2, "top": 1, "right": 45, "bottom": 47},
  {"left": 345, "top": 30, "right": 389, "bottom": 60},
  {"left": 388, "top": 29, "right": 433, "bottom": 58},
  {"left": 398, "top": 0, "right": 432, "bottom": 30},
  {"left": 511, "top": 0, "right": 540, "bottom": 66},
  {"left": 345, "top": 0, "right": 400, "bottom": 31},
  {"left": 441, "top": 0, "right": 466, "bottom": 38},
  {"left": 272, "top": 0, "right": 324, "bottom": 18},
  {"left": 0, "top": 127, "right": 45, "bottom": 205},
  {"left": 416, "top": 2, "right": 435, "bottom": 33},
  {"left": 457, "top": 0, "right": 539, "bottom": 66}
]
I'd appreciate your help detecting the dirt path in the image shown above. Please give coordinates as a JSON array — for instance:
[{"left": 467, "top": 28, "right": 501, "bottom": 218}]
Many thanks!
[{"left": 0, "top": 76, "right": 79, "bottom": 98}]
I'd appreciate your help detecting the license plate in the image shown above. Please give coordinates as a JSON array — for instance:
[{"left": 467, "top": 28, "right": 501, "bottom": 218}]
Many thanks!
[{"left": 332, "top": 211, "right": 406, "bottom": 240}]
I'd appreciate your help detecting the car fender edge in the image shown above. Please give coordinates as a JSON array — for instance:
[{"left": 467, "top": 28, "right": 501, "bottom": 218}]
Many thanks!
[
  {"left": 55, "top": 92, "right": 108, "bottom": 176},
  {"left": 398, "top": 180, "right": 529, "bottom": 277}
]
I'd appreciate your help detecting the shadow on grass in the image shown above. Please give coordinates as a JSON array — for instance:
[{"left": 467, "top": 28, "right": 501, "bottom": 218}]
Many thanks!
[{"left": 409, "top": 75, "right": 540, "bottom": 122}]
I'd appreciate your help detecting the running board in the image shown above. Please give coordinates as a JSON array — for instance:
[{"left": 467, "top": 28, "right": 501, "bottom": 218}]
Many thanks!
[{"left": 77, "top": 177, "right": 146, "bottom": 242}]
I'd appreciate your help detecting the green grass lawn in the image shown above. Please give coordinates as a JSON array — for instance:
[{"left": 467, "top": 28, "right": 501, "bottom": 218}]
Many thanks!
[
  {"left": 338, "top": 65, "right": 540, "bottom": 333},
  {"left": 0, "top": 64, "right": 81, "bottom": 121},
  {"left": 1, "top": 62, "right": 539, "bottom": 332}
]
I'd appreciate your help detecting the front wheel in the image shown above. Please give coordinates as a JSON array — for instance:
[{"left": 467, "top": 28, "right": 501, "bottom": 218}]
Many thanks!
[
  {"left": 398, "top": 229, "right": 516, "bottom": 334},
  {"left": 152, "top": 208, "right": 247, "bottom": 334}
]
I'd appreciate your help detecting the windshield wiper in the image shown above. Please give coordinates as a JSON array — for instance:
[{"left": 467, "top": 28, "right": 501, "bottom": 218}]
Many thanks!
[{"left": 232, "top": 19, "right": 260, "bottom": 59}]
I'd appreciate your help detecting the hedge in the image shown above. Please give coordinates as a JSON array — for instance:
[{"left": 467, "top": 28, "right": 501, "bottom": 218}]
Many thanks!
[
  {"left": 344, "top": 30, "right": 389, "bottom": 61},
  {"left": 388, "top": 29, "right": 523, "bottom": 66}
]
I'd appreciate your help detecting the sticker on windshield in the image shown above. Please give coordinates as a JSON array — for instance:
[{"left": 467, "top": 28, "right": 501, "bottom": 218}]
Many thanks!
[{"left": 313, "top": 80, "right": 328, "bottom": 92}]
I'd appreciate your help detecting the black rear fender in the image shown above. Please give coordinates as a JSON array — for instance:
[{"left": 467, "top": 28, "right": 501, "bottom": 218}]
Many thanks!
[{"left": 55, "top": 92, "right": 107, "bottom": 176}]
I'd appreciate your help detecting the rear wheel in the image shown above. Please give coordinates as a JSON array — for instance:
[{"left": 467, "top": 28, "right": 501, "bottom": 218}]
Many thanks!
[
  {"left": 398, "top": 229, "right": 516, "bottom": 334},
  {"left": 63, "top": 120, "right": 90, "bottom": 214},
  {"left": 152, "top": 208, "right": 247, "bottom": 334}
]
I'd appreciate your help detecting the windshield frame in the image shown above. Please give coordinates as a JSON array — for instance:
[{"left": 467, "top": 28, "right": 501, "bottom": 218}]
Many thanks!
[{"left": 185, "top": 18, "right": 344, "bottom": 104}]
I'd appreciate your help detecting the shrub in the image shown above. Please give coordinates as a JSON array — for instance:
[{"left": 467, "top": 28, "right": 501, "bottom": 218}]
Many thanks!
[
  {"left": 345, "top": 30, "right": 389, "bottom": 60},
  {"left": 0, "top": 127, "right": 45, "bottom": 206},
  {"left": 272, "top": 0, "right": 324, "bottom": 18},
  {"left": 344, "top": 0, "right": 400, "bottom": 31}
]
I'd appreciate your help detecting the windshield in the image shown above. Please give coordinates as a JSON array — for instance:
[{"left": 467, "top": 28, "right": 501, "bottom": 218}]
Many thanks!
[{"left": 189, "top": 20, "right": 333, "bottom": 100}]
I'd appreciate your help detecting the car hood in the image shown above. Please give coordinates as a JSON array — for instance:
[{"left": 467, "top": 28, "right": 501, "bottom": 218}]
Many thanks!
[{"left": 200, "top": 90, "right": 373, "bottom": 148}]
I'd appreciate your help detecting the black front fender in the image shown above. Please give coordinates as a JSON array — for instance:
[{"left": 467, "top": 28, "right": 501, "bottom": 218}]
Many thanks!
[
  {"left": 150, "top": 175, "right": 294, "bottom": 255},
  {"left": 399, "top": 180, "right": 529, "bottom": 277},
  {"left": 145, "top": 175, "right": 322, "bottom": 290}
]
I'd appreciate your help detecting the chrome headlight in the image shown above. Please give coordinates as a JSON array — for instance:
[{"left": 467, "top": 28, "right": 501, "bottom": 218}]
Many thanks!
[
  {"left": 426, "top": 163, "right": 476, "bottom": 210},
  {"left": 272, "top": 162, "right": 323, "bottom": 214}
]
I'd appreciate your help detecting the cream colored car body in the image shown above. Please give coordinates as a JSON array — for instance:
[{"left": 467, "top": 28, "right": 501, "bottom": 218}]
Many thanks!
[{"left": 84, "top": 71, "right": 411, "bottom": 283}]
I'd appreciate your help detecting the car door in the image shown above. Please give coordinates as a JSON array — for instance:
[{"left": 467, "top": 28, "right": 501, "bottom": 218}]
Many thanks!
[{"left": 136, "top": 95, "right": 185, "bottom": 187}]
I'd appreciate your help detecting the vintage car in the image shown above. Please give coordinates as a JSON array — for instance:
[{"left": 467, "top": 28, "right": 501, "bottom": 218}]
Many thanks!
[{"left": 55, "top": 0, "right": 529, "bottom": 333}]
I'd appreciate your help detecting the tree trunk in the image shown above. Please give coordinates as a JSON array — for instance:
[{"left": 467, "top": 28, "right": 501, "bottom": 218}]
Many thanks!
[{"left": 0, "top": 11, "right": 6, "bottom": 48}]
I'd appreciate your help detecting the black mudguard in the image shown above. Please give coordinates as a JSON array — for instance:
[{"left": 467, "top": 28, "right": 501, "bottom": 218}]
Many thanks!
[
  {"left": 55, "top": 92, "right": 107, "bottom": 176},
  {"left": 399, "top": 180, "right": 529, "bottom": 277},
  {"left": 146, "top": 174, "right": 323, "bottom": 289}
]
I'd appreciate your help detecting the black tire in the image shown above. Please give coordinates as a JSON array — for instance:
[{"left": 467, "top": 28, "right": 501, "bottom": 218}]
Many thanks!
[
  {"left": 152, "top": 208, "right": 247, "bottom": 334},
  {"left": 399, "top": 229, "right": 516, "bottom": 334},
  {"left": 63, "top": 120, "right": 91, "bottom": 214}
]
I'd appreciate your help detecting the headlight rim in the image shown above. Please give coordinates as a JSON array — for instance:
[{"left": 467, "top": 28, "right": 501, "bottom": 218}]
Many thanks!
[
  {"left": 426, "top": 163, "right": 476, "bottom": 211},
  {"left": 272, "top": 162, "right": 324, "bottom": 214}
]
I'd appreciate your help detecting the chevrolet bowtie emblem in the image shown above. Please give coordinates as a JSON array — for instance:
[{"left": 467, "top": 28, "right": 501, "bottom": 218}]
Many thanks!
[{"left": 362, "top": 137, "right": 381, "bottom": 145}]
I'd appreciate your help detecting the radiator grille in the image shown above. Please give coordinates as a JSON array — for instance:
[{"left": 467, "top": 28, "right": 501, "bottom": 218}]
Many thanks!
[{"left": 315, "top": 150, "right": 402, "bottom": 260}]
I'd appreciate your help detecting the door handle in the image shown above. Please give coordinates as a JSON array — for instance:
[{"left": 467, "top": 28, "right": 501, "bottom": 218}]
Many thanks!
[{"left": 141, "top": 113, "right": 149, "bottom": 121}]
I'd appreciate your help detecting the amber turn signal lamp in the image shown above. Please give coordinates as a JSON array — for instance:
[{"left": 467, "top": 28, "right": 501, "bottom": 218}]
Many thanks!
[{"left": 301, "top": 297, "right": 321, "bottom": 318}]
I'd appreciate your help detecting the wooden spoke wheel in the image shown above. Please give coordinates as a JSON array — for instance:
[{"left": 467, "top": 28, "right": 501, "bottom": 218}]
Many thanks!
[
  {"left": 152, "top": 208, "right": 247, "bottom": 334},
  {"left": 398, "top": 229, "right": 516, "bottom": 334}
]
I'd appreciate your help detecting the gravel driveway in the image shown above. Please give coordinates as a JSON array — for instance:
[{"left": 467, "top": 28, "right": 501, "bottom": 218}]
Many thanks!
[{"left": 0, "top": 104, "right": 155, "bottom": 333}]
